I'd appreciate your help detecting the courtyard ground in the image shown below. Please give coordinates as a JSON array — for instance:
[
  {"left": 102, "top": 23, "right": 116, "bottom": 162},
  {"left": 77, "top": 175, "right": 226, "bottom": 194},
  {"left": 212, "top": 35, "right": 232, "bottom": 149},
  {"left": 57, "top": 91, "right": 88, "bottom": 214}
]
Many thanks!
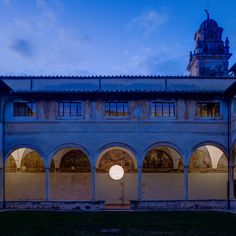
[{"left": 0, "top": 211, "right": 235, "bottom": 235}]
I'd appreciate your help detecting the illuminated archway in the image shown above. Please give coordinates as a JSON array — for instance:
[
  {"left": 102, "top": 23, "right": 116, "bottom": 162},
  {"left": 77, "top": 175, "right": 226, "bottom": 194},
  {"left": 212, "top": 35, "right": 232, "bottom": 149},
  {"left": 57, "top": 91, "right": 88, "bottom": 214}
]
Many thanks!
[
  {"left": 188, "top": 144, "right": 228, "bottom": 199},
  {"left": 50, "top": 147, "right": 91, "bottom": 200},
  {"left": 142, "top": 145, "right": 184, "bottom": 200},
  {"left": 96, "top": 147, "right": 138, "bottom": 205},
  {"left": 5, "top": 147, "right": 45, "bottom": 200}
]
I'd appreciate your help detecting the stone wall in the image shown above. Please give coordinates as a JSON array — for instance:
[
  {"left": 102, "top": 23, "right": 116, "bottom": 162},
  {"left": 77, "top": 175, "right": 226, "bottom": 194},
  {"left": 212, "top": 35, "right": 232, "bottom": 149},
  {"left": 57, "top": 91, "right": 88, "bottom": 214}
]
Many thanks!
[
  {"left": 189, "top": 173, "right": 228, "bottom": 199},
  {"left": 4, "top": 200, "right": 105, "bottom": 211},
  {"left": 96, "top": 173, "right": 138, "bottom": 204},
  {"left": 130, "top": 200, "right": 228, "bottom": 210},
  {"left": 142, "top": 173, "right": 184, "bottom": 200}
]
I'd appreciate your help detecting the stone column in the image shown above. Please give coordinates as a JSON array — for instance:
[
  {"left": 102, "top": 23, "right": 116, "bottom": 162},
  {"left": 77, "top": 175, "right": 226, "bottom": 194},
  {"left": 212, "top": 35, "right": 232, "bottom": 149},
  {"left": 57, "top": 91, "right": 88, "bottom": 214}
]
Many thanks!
[
  {"left": 45, "top": 167, "right": 50, "bottom": 201},
  {"left": 138, "top": 167, "right": 142, "bottom": 201},
  {"left": 229, "top": 165, "right": 234, "bottom": 199},
  {"left": 91, "top": 167, "right": 96, "bottom": 200},
  {"left": 0, "top": 167, "right": 4, "bottom": 207},
  {"left": 184, "top": 166, "right": 189, "bottom": 200}
]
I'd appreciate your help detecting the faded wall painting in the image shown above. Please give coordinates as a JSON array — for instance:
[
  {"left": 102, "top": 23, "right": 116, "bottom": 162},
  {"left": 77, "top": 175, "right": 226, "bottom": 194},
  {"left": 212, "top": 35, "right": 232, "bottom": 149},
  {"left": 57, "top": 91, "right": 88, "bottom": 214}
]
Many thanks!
[
  {"left": 217, "top": 155, "right": 227, "bottom": 172},
  {"left": 5, "top": 155, "right": 17, "bottom": 172},
  {"left": 59, "top": 150, "right": 91, "bottom": 172},
  {"left": 142, "top": 149, "right": 176, "bottom": 172},
  {"left": 21, "top": 152, "right": 45, "bottom": 172},
  {"left": 189, "top": 150, "right": 212, "bottom": 172},
  {"left": 98, "top": 150, "right": 135, "bottom": 172}
]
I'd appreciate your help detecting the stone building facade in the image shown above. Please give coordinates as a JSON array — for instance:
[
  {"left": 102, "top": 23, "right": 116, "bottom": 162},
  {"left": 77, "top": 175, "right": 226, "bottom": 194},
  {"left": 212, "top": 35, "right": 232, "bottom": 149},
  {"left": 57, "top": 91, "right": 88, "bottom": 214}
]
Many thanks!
[{"left": 0, "top": 16, "right": 236, "bottom": 210}]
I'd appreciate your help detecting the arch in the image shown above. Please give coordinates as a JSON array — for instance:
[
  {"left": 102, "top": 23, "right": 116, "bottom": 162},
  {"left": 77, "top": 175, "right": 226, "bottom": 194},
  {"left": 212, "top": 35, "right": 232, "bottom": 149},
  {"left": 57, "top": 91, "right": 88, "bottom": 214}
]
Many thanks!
[
  {"left": 95, "top": 142, "right": 138, "bottom": 169},
  {"left": 49, "top": 143, "right": 92, "bottom": 200},
  {"left": 5, "top": 146, "right": 46, "bottom": 200},
  {"left": 141, "top": 142, "right": 185, "bottom": 166},
  {"left": 48, "top": 143, "right": 91, "bottom": 167},
  {"left": 188, "top": 142, "right": 228, "bottom": 200},
  {"left": 5, "top": 144, "right": 46, "bottom": 166},
  {"left": 141, "top": 143, "right": 184, "bottom": 200},
  {"left": 187, "top": 141, "right": 227, "bottom": 166}
]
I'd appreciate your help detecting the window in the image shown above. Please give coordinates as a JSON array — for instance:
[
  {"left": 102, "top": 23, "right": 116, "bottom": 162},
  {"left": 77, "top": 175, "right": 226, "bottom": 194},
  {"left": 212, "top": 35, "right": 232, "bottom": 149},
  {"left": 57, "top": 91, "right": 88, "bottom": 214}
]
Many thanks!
[
  {"left": 196, "top": 102, "right": 220, "bottom": 118},
  {"left": 58, "top": 101, "right": 83, "bottom": 117},
  {"left": 105, "top": 102, "right": 129, "bottom": 117},
  {"left": 13, "top": 102, "right": 36, "bottom": 117},
  {"left": 151, "top": 101, "right": 175, "bottom": 117}
]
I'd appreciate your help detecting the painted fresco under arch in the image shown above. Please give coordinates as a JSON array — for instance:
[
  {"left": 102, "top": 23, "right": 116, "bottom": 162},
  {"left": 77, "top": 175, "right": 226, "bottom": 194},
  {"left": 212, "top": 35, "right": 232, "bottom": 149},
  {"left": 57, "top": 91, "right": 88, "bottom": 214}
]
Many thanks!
[
  {"left": 189, "top": 149, "right": 212, "bottom": 172},
  {"left": 98, "top": 149, "right": 135, "bottom": 172},
  {"left": 5, "top": 155, "right": 17, "bottom": 172},
  {"left": 142, "top": 149, "right": 183, "bottom": 172},
  {"left": 59, "top": 150, "right": 91, "bottom": 172},
  {"left": 20, "top": 151, "right": 45, "bottom": 172}
]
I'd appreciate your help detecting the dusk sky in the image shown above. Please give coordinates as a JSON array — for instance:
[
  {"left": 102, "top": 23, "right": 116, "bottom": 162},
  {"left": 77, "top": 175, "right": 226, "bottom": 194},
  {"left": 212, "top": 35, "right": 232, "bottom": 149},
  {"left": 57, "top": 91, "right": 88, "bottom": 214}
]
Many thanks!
[{"left": 0, "top": 0, "right": 236, "bottom": 76}]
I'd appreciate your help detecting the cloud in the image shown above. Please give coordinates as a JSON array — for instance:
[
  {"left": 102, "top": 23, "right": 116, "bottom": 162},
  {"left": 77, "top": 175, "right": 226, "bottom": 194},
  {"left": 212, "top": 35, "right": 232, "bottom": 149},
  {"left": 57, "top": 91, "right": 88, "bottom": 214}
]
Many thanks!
[
  {"left": 0, "top": 0, "right": 91, "bottom": 75},
  {"left": 128, "top": 10, "right": 169, "bottom": 37},
  {"left": 11, "top": 39, "right": 33, "bottom": 57},
  {"left": 121, "top": 44, "right": 187, "bottom": 75}
]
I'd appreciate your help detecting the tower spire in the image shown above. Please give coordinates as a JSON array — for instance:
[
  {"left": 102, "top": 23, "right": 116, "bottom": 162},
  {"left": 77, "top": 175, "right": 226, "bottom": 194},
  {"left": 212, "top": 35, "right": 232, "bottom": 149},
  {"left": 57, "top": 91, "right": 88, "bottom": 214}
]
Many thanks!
[{"left": 204, "top": 9, "right": 209, "bottom": 19}]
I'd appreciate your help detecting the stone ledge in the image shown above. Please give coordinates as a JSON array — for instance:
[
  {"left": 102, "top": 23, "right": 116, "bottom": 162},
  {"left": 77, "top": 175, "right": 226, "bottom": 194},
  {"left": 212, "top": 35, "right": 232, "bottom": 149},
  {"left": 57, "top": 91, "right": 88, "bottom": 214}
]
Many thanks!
[
  {"left": 3, "top": 201, "right": 105, "bottom": 211},
  {"left": 130, "top": 200, "right": 229, "bottom": 210}
]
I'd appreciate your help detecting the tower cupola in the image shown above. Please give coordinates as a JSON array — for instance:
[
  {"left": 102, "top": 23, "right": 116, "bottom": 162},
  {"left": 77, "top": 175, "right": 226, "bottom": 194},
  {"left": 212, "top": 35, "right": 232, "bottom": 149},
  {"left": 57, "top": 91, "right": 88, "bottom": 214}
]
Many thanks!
[{"left": 187, "top": 11, "right": 232, "bottom": 77}]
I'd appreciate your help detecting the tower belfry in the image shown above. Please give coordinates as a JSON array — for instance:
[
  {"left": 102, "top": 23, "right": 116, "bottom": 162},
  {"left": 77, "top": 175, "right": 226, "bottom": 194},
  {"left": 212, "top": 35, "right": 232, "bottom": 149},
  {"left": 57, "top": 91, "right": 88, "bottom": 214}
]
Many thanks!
[{"left": 187, "top": 12, "right": 232, "bottom": 77}]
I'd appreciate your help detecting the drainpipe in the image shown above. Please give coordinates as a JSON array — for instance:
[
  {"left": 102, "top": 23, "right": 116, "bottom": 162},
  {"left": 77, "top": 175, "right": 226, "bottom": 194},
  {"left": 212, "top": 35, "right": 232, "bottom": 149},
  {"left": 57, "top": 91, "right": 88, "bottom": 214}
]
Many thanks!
[
  {"left": 2, "top": 95, "right": 13, "bottom": 209},
  {"left": 227, "top": 98, "right": 231, "bottom": 210}
]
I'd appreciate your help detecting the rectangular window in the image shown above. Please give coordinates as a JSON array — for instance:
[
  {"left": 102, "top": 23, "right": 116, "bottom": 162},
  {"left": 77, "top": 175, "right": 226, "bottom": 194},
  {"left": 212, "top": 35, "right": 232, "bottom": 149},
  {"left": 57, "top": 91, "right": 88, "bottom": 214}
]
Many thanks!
[
  {"left": 58, "top": 102, "right": 83, "bottom": 117},
  {"left": 13, "top": 102, "right": 36, "bottom": 117},
  {"left": 151, "top": 101, "right": 175, "bottom": 117},
  {"left": 196, "top": 102, "right": 220, "bottom": 118},
  {"left": 105, "top": 102, "right": 129, "bottom": 117}
]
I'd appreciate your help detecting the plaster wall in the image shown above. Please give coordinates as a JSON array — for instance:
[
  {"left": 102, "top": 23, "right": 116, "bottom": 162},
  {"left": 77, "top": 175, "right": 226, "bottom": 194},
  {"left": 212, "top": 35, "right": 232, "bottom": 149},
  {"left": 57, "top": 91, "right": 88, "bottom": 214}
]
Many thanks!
[
  {"left": 142, "top": 173, "right": 184, "bottom": 200},
  {"left": 96, "top": 173, "right": 138, "bottom": 204},
  {"left": 5, "top": 173, "right": 45, "bottom": 200},
  {"left": 189, "top": 173, "right": 227, "bottom": 199},
  {"left": 50, "top": 173, "right": 91, "bottom": 200}
]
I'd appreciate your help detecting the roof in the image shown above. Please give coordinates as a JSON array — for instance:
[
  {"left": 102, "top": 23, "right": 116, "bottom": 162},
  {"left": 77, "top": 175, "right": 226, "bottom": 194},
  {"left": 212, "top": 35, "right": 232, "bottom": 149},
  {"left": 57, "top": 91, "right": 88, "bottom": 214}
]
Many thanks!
[
  {"left": 0, "top": 79, "right": 11, "bottom": 92},
  {"left": 1, "top": 76, "right": 235, "bottom": 94}
]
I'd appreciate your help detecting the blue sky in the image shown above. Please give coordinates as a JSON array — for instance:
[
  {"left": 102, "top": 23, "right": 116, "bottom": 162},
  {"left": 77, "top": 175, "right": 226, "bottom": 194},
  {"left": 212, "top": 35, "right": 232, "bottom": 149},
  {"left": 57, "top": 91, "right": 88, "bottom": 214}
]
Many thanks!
[{"left": 0, "top": 0, "right": 236, "bottom": 76}]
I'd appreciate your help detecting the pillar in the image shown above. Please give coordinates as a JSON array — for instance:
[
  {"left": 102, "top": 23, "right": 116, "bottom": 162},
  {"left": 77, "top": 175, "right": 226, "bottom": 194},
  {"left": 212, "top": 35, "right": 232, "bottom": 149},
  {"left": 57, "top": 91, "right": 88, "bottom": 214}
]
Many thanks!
[
  {"left": 91, "top": 167, "right": 96, "bottom": 200},
  {"left": 229, "top": 165, "right": 234, "bottom": 199},
  {"left": 138, "top": 167, "right": 142, "bottom": 201},
  {"left": 184, "top": 166, "right": 189, "bottom": 200},
  {"left": 45, "top": 167, "right": 50, "bottom": 201}
]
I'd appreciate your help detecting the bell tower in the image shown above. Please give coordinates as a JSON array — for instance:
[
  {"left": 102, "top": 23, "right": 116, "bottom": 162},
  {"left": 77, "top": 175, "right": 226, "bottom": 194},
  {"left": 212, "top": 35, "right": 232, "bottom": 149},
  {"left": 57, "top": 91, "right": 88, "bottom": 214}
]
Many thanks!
[{"left": 187, "top": 11, "right": 232, "bottom": 77}]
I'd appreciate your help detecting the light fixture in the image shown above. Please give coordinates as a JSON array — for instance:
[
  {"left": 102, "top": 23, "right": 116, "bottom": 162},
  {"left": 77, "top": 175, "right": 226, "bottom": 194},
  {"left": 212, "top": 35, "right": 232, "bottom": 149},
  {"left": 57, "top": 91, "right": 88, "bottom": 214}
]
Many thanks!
[{"left": 109, "top": 165, "right": 124, "bottom": 180}]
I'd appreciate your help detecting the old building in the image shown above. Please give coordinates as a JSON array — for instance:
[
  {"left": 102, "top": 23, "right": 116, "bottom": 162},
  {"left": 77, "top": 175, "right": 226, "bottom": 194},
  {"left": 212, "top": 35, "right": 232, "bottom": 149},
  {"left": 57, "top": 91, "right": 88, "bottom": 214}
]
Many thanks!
[{"left": 0, "top": 15, "right": 236, "bottom": 210}]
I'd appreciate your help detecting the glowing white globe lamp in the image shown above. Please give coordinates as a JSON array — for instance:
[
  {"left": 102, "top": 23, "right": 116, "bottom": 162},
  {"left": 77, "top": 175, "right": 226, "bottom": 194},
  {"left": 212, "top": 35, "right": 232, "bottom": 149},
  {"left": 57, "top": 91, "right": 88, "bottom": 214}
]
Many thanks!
[{"left": 109, "top": 165, "right": 124, "bottom": 180}]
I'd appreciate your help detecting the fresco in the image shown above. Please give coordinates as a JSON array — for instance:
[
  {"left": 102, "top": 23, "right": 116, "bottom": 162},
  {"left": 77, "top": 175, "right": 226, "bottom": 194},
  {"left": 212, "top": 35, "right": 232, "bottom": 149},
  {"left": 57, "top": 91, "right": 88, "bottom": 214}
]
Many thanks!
[
  {"left": 21, "top": 152, "right": 45, "bottom": 172},
  {"left": 217, "top": 155, "right": 228, "bottom": 171},
  {"left": 5, "top": 155, "right": 17, "bottom": 172},
  {"left": 189, "top": 150, "right": 212, "bottom": 172},
  {"left": 98, "top": 150, "right": 135, "bottom": 172},
  {"left": 59, "top": 150, "right": 91, "bottom": 172},
  {"left": 142, "top": 149, "right": 174, "bottom": 172}
]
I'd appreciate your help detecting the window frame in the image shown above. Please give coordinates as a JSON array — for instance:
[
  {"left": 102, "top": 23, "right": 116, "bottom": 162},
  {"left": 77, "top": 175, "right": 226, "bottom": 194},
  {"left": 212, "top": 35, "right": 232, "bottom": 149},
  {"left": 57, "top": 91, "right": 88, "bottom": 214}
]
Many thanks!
[
  {"left": 13, "top": 101, "right": 37, "bottom": 118},
  {"left": 150, "top": 100, "right": 176, "bottom": 119},
  {"left": 195, "top": 101, "right": 221, "bottom": 119},
  {"left": 57, "top": 100, "right": 84, "bottom": 119},
  {"left": 104, "top": 101, "right": 130, "bottom": 119}
]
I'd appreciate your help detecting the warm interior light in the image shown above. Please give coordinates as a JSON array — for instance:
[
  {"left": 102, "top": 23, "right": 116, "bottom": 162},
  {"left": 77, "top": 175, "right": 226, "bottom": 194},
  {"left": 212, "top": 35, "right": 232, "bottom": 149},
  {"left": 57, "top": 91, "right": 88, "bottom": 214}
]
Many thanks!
[{"left": 109, "top": 165, "right": 124, "bottom": 180}]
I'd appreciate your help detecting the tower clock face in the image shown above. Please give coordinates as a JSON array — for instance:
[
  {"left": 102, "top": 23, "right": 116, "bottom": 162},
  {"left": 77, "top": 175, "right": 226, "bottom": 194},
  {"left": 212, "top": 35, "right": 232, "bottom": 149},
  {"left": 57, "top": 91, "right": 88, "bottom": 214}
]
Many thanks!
[{"left": 109, "top": 165, "right": 124, "bottom": 180}]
